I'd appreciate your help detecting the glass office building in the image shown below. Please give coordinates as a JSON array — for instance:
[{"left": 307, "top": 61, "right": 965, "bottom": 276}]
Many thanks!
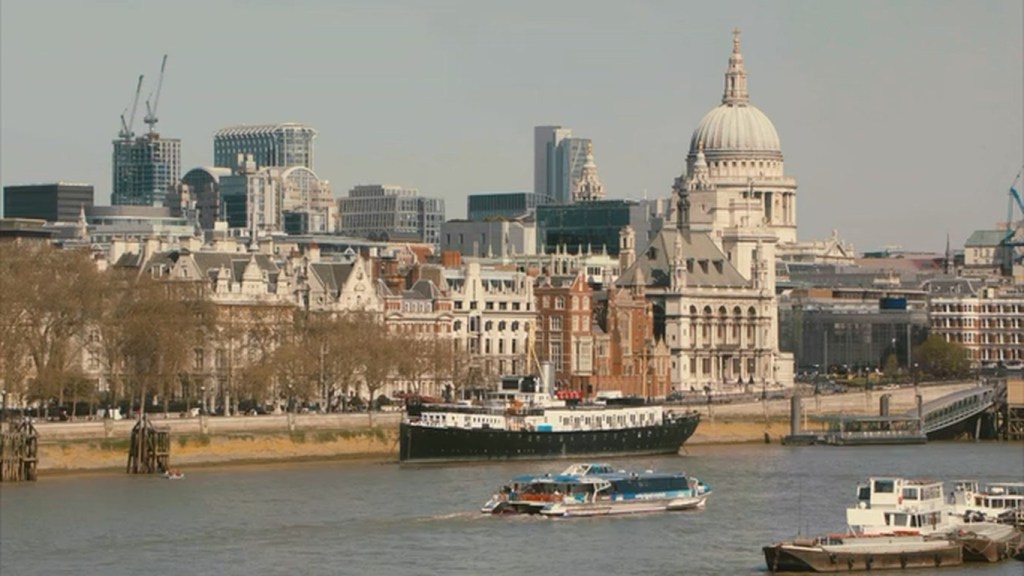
[
  {"left": 213, "top": 123, "right": 317, "bottom": 171},
  {"left": 112, "top": 136, "right": 181, "bottom": 207},
  {"left": 467, "top": 192, "right": 554, "bottom": 221},
  {"left": 535, "top": 200, "right": 664, "bottom": 256}
]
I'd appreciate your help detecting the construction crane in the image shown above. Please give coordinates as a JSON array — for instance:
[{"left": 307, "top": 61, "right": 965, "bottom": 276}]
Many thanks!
[
  {"left": 1000, "top": 168, "right": 1024, "bottom": 274},
  {"left": 118, "top": 74, "right": 144, "bottom": 140},
  {"left": 143, "top": 54, "right": 168, "bottom": 136}
]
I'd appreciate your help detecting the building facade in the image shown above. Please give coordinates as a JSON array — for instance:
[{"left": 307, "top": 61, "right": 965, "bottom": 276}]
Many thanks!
[
  {"left": 2, "top": 182, "right": 94, "bottom": 222},
  {"left": 441, "top": 219, "right": 537, "bottom": 258},
  {"left": 338, "top": 185, "right": 445, "bottom": 249},
  {"left": 928, "top": 283, "right": 1024, "bottom": 366},
  {"left": 112, "top": 135, "right": 181, "bottom": 207},
  {"left": 213, "top": 123, "right": 317, "bottom": 171}
]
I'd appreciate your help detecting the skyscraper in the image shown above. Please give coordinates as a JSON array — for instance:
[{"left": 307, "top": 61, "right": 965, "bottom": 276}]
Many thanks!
[
  {"left": 533, "top": 125, "right": 590, "bottom": 204},
  {"left": 112, "top": 135, "right": 181, "bottom": 207},
  {"left": 213, "top": 123, "right": 317, "bottom": 171}
]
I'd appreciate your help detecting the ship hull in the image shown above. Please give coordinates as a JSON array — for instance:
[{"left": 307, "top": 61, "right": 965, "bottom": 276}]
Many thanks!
[
  {"left": 399, "top": 412, "right": 700, "bottom": 464},
  {"left": 763, "top": 540, "right": 963, "bottom": 572}
]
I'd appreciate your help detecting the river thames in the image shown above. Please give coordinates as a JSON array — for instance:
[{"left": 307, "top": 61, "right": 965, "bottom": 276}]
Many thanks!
[{"left": 1, "top": 442, "right": 1022, "bottom": 575}]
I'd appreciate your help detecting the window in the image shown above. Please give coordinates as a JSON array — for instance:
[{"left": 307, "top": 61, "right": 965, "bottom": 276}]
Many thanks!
[
  {"left": 550, "top": 316, "right": 562, "bottom": 331},
  {"left": 193, "top": 348, "right": 204, "bottom": 370},
  {"left": 555, "top": 296, "right": 565, "bottom": 310}
]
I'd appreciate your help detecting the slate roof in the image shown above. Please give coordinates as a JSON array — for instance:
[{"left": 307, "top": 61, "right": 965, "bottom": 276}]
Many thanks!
[
  {"left": 965, "top": 230, "right": 1008, "bottom": 246},
  {"left": 310, "top": 262, "right": 355, "bottom": 297},
  {"left": 617, "top": 229, "right": 749, "bottom": 289},
  {"left": 189, "top": 252, "right": 279, "bottom": 283}
]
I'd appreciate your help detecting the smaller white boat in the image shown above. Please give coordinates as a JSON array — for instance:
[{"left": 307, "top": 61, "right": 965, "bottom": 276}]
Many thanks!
[
  {"left": 951, "top": 480, "right": 1024, "bottom": 527},
  {"left": 162, "top": 469, "right": 185, "bottom": 480}
]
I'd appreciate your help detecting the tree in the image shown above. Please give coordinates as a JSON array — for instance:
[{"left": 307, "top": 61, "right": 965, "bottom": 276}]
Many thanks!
[
  {"left": 15, "top": 244, "right": 104, "bottom": 416},
  {"left": 913, "top": 335, "right": 971, "bottom": 379},
  {"left": 359, "top": 318, "right": 400, "bottom": 426},
  {"left": 0, "top": 242, "right": 36, "bottom": 411},
  {"left": 118, "top": 276, "right": 213, "bottom": 417}
]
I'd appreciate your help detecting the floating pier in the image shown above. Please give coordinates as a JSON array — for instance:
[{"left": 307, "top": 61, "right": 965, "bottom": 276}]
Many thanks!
[{"left": 0, "top": 418, "right": 38, "bottom": 482}]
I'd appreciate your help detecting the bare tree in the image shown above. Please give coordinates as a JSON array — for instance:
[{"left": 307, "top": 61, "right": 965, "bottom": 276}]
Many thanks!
[{"left": 16, "top": 245, "right": 104, "bottom": 417}]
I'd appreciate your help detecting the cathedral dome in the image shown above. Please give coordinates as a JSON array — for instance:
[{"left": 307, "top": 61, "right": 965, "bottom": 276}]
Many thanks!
[
  {"left": 687, "top": 29, "right": 783, "bottom": 163},
  {"left": 690, "top": 103, "right": 781, "bottom": 156}
]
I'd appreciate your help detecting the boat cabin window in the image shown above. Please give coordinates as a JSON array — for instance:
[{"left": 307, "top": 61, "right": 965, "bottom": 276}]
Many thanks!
[
  {"left": 857, "top": 485, "right": 870, "bottom": 501},
  {"left": 873, "top": 480, "right": 895, "bottom": 494},
  {"left": 884, "top": 512, "right": 908, "bottom": 527},
  {"left": 902, "top": 487, "right": 919, "bottom": 501}
]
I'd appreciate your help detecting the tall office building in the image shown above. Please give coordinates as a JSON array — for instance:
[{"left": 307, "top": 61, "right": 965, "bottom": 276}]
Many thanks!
[
  {"left": 112, "top": 135, "right": 181, "bottom": 207},
  {"left": 533, "top": 126, "right": 590, "bottom": 204},
  {"left": 3, "top": 182, "right": 94, "bottom": 222},
  {"left": 338, "top": 185, "right": 445, "bottom": 248},
  {"left": 213, "top": 123, "right": 317, "bottom": 171}
]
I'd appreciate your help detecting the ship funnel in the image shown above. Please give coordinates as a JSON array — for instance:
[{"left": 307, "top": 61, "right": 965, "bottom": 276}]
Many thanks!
[{"left": 540, "top": 361, "right": 555, "bottom": 395}]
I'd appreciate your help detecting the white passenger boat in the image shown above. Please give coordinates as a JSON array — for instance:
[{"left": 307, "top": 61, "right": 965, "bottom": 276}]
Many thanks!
[
  {"left": 846, "top": 477, "right": 958, "bottom": 535},
  {"left": 951, "top": 480, "right": 1024, "bottom": 527},
  {"left": 482, "top": 462, "right": 711, "bottom": 518}
]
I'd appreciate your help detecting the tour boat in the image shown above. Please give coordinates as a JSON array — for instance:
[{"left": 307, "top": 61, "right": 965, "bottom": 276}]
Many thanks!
[
  {"left": 846, "top": 477, "right": 958, "bottom": 536},
  {"left": 764, "top": 533, "right": 963, "bottom": 573},
  {"left": 950, "top": 480, "right": 1024, "bottom": 527},
  {"left": 400, "top": 374, "right": 700, "bottom": 464},
  {"left": 481, "top": 462, "right": 711, "bottom": 518}
]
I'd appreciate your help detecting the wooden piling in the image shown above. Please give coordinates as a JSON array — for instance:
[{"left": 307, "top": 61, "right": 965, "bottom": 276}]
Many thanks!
[
  {"left": 0, "top": 418, "right": 38, "bottom": 482},
  {"left": 126, "top": 416, "right": 171, "bottom": 474}
]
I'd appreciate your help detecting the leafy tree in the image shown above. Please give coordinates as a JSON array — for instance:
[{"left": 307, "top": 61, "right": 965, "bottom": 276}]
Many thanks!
[{"left": 913, "top": 335, "right": 971, "bottom": 379}]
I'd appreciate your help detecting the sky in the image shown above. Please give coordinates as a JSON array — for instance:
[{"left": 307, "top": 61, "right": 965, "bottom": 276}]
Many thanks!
[{"left": 1, "top": 0, "right": 1022, "bottom": 254}]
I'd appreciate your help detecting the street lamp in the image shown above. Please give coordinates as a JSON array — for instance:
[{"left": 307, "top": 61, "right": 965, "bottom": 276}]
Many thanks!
[
  {"left": 287, "top": 384, "right": 294, "bottom": 414},
  {"left": 200, "top": 385, "right": 206, "bottom": 415},
  {"left": 1, "top": 389, "right": 6, "bottom": 424}
]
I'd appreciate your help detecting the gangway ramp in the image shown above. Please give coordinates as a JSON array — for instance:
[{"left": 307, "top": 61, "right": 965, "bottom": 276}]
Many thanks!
[{"left": 905, "top": 384, "right": 998, "bottom": 438}]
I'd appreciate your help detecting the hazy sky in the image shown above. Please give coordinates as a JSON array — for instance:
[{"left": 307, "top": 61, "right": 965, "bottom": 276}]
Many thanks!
[{"left": 2, "top": 0, "right": 1021, "bottom": 253}]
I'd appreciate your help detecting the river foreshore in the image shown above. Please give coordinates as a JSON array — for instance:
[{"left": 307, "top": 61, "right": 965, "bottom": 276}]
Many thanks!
[{"left": 17, "top": 381, "right": 983, "bottom": 473}]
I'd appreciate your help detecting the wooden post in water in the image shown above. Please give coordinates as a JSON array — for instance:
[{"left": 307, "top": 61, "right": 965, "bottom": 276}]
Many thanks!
[
  {"left": 126, "top": 416, "right": 171, "bottom": 474},
  {"left": 0, "top": 418, "right": 38, "bottom": 482}
]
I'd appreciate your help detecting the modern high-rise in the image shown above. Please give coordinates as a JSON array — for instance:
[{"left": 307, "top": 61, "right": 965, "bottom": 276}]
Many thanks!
[
  {"left": 338, "top": 185, "right": 445, "bottom": 248},
  {"left": 112, "top": 135, "right": 181, "bottom": 207},
  {"left": 213, "top": 123, "right": 317, "bottom": 171},
  {"left": 533, "top": 125, "right": 590, "bottom": 204},
  {"left": 3, "top": 182, "right": 94, "bottom": 222}
]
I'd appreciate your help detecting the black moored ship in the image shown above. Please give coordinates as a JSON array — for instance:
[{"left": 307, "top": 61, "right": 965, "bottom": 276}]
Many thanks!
[{"left": 399, "top": 374, "right": 700, "bottom": 464}]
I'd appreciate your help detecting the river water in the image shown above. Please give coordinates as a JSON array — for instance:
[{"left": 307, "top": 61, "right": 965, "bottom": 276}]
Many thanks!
[{"left": 2, "top": 442, "right": 1022, "bottom": 576}]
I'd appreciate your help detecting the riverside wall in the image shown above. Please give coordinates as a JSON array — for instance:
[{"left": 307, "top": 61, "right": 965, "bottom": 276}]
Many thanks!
[{"left": 21, "top": 382, "right": 982, "bottom": 473}]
